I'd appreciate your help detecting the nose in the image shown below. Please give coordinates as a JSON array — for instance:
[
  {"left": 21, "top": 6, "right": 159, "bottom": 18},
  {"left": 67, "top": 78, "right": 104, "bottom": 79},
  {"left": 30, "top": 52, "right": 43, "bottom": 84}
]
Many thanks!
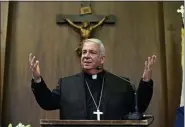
[{"left": 84, "top": 52, "right": 90, "bottom": 58}]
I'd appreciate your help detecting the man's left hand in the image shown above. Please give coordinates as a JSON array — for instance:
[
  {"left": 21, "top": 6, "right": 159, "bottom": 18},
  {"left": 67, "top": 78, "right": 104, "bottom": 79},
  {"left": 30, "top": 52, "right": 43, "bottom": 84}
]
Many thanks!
[{"left": 142, "top": 55, "right": 156, "bottom": 82}]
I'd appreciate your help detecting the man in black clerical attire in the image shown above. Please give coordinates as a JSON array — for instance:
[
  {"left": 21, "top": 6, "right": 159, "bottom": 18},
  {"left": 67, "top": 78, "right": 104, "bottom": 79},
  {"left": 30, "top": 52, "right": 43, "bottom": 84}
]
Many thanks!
[{"left": 29, "top": 38, "right": 156, "bottom": 120}]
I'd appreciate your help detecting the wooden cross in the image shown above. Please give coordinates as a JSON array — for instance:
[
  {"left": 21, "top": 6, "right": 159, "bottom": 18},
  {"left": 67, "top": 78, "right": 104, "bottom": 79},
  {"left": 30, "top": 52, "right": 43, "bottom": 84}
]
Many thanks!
[
  {"left": 56, "top": 2, "right": 116, "bottom": 57},
  {"left": 56, "top": 2, "right": 116, "bottom": 24}
]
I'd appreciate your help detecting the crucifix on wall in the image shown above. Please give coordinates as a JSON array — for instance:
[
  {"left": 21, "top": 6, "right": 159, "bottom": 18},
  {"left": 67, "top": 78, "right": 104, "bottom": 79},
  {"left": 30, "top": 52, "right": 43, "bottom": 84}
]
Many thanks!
[{"left": 56, "top": 1, "right": 116, "bottom": 57}]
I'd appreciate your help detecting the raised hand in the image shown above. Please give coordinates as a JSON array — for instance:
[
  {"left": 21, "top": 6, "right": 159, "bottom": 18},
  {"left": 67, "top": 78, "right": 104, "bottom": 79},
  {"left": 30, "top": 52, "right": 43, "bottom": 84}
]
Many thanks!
[
  {"left": 142, "top": 55, "right": 156, "bottom": 82},
  {"left": 29, "top": 53, "right": 41, "bottom": 81}
]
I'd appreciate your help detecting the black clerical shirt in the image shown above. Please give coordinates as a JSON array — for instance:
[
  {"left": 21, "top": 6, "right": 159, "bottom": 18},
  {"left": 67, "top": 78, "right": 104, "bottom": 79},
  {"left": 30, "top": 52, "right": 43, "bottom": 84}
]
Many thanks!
[{"left": 84, "top": 70, "right": 105, "bottom": 120}]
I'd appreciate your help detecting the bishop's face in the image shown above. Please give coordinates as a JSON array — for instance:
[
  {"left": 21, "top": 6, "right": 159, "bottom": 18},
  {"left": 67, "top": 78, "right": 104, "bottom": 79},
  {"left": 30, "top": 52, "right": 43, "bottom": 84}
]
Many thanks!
[{"left": 81, "top": 42, "right": 105, "bottom": 72}]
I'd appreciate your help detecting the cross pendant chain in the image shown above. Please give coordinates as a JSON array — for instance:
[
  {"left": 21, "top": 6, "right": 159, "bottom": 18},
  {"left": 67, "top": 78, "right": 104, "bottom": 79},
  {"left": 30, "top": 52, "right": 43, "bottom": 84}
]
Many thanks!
[{"left": 85, "top": 76, "right": 105, "bottom": 120}]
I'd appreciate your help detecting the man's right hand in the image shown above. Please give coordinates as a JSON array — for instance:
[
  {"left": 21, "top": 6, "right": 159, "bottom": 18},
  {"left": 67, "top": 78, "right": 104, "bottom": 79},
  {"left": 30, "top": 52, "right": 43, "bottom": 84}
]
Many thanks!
[{"left": 29, "top": 53, "right": 41, "bottom": 83}]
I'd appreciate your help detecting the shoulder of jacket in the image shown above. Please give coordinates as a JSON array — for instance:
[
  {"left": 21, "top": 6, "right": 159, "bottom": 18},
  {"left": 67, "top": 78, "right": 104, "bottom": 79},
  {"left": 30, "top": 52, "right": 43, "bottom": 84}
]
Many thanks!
[
  {"left": 106, "top": 71, "right": 130, "bottom": 81},
  {"left": 58, "top": 72, "right": 82, "bottom": 82}
]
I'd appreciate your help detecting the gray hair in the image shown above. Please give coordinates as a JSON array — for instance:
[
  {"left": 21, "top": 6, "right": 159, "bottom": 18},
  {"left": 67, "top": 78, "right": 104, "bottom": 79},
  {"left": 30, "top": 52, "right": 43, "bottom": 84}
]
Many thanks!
[{"left": 83, "top": 38, "right": 105, "bottom": 56}]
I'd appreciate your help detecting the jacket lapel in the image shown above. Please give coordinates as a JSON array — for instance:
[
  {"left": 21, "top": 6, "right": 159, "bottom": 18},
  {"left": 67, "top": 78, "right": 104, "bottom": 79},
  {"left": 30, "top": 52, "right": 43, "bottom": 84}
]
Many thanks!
[
  {"left": 75, "top": 72, "right": 87, "bottom": 118},
  {"left": 100, "top": 71, "right": 109, "bottom": 119}
]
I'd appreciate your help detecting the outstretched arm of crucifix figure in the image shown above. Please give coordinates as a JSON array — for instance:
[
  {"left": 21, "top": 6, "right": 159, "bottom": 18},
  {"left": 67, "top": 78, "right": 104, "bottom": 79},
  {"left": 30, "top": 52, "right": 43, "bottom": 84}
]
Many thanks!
[
  {"left": 91, "top": 16, "right": 107, "bottom": 29},
  {"left": 64, "top": 17, "right": 81, "bottom": 29}
]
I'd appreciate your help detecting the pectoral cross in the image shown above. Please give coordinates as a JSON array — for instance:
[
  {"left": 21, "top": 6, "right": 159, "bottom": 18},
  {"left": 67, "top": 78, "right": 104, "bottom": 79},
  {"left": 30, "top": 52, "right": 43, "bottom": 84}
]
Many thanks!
[{"left": 93, "top": 109, "right": 103, "bottom": 120}]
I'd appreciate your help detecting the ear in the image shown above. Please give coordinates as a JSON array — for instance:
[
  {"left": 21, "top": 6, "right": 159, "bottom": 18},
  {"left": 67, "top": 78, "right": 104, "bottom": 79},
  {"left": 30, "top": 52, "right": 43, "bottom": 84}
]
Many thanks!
[{"left": 100, "top": 56, "right": 105, "bottom": 64}]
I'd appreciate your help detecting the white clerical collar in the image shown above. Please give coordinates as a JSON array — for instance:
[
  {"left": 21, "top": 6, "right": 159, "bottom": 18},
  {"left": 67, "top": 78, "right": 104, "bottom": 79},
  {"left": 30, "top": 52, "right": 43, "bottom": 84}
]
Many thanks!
[{"left": 92, "top": 74, "right": 97, "bottom": 79}]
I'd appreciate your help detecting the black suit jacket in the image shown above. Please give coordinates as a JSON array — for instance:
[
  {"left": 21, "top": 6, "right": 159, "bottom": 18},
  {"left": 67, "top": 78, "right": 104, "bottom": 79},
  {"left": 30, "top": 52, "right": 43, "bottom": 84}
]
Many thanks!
[{"left": 31, "top": 71, "right": 153, "bottom": 120}]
